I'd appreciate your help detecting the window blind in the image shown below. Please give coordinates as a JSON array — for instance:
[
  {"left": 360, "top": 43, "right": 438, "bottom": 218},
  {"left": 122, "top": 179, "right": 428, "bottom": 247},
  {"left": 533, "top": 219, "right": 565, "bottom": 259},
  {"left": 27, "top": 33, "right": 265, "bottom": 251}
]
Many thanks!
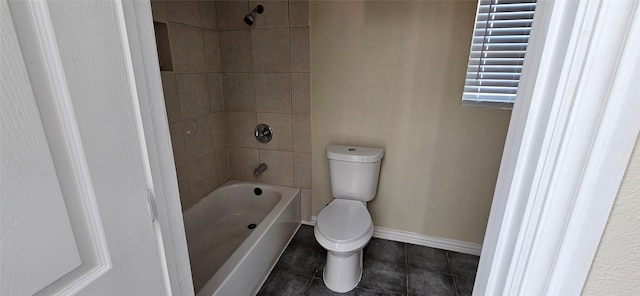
[{"left": 463, "top": 0, "right": 537, "bottom": 106}]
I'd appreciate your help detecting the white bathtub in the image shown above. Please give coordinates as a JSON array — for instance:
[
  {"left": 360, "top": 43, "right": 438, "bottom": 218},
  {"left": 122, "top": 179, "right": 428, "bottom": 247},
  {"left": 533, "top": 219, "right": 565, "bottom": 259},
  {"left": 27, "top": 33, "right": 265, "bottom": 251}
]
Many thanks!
[{"left": 184, "top": 181, "right": 301, "bottom": 296}]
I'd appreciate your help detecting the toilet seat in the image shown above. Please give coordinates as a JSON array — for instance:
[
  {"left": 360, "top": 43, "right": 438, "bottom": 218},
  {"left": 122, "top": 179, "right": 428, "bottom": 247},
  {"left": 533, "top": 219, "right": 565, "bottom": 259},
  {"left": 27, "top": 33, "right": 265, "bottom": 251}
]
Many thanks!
[{"left": 316, "top": 200, "right": 373, "bottom": 248}]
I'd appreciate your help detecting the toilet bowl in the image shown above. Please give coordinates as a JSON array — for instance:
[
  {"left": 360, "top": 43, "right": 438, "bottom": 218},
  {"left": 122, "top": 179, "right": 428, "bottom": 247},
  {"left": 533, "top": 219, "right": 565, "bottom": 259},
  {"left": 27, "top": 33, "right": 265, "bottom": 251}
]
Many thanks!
[
  {"left": 314, "top": 145, "right": 384, "bottom": 293},
  {"left": 315, "top": 199, "right": 373, "bottom": 292}
]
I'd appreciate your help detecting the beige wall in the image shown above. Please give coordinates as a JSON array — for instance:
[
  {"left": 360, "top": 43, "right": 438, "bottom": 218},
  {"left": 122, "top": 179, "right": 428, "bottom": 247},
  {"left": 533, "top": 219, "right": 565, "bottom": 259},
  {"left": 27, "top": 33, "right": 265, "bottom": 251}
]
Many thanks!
[
  {"left": 583, "top": 135, "right": 640, "bottom": 295},
  {"left": 310, "top": 1, "right": 511, "bottom": 244}
]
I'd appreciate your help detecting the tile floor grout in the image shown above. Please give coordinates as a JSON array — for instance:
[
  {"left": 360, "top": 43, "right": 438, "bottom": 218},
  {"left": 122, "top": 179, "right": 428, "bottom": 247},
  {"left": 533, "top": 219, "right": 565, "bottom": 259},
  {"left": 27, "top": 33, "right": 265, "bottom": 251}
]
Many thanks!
[
  {"left": 446, "top": 251, "right": 460, "bottom": 296},
  {"left": 404, "top": 242, "right": 409, "bottom": 296}
]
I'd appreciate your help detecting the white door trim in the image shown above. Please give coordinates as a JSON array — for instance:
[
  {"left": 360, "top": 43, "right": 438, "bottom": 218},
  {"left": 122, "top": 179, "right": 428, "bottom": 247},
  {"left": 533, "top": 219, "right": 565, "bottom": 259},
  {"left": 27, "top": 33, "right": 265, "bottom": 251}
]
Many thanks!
[
  {"left": 475, "top": 0, "right": 640, "bottom": 295},
  {"left": 119, "top": 1, "right": 195, "bottom": 295}
]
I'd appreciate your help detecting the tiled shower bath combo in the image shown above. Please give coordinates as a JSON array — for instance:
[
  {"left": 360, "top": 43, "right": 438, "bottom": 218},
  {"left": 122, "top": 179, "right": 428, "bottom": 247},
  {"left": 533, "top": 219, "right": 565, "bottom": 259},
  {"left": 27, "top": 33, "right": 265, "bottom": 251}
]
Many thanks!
[
  {"left": 151, "top": 0, "right": 312, "bottom": 294},
  {"left": 151, "top": 0, "right": 312, "bottom": 216}
]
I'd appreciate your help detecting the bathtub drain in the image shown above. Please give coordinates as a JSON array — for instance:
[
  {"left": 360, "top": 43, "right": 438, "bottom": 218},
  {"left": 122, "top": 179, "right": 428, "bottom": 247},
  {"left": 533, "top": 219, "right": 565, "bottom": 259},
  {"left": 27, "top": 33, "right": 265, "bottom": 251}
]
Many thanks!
[{"left": 247, "top": 223, "right": 257, "bottom": 229}]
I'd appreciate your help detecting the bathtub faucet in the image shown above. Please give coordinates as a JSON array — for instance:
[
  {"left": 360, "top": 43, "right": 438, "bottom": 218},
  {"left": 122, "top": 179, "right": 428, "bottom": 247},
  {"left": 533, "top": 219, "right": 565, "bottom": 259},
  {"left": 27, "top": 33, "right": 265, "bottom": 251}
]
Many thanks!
[{"left": 254, "top": 163, "right": 268, "bottom": 177}]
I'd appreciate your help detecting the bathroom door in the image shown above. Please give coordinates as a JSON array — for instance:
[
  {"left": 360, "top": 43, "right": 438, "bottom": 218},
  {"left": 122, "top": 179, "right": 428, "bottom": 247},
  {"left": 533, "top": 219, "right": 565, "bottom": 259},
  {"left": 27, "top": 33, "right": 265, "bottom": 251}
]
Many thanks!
[{"left": 1, "top": 1, "right": 172, "bottom": 295}]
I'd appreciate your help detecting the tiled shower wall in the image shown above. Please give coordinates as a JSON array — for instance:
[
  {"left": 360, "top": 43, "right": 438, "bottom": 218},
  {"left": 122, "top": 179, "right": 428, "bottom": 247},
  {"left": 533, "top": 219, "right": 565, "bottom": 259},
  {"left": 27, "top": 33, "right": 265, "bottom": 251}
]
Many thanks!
[{"left": 151, "top": 0, "right": 311, "bottom": 220}]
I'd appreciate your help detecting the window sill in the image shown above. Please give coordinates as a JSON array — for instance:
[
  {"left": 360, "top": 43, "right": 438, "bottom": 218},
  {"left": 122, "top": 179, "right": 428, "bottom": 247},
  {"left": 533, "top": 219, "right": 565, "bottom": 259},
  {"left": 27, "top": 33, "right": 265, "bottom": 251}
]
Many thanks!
[{"left": 462, "top": 100, "right": 514, "bottom": 110}]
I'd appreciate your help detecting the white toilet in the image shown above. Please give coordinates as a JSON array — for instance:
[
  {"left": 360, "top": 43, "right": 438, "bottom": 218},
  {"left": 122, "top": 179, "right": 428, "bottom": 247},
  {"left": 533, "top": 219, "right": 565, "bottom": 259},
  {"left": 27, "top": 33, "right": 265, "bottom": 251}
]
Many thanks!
[{"left": 314, "top": 145, "right": 384, "bottom": 293}]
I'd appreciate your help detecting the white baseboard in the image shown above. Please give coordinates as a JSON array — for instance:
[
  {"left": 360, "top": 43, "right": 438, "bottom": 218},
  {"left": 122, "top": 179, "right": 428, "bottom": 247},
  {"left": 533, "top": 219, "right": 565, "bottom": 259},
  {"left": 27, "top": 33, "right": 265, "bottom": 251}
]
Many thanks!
[
  {"left": 373, "top": 226, "right": 482, "bottom": 256},
  {"left": 307, "top": 216, "right": 482, "bottom": 256}
]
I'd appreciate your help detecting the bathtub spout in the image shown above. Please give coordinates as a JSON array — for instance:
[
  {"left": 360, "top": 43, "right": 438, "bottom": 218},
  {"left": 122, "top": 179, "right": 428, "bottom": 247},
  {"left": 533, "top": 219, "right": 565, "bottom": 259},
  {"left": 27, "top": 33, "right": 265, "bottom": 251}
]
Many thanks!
[{"left": 254, "top": 163, "right": 268, "bottom": 176}]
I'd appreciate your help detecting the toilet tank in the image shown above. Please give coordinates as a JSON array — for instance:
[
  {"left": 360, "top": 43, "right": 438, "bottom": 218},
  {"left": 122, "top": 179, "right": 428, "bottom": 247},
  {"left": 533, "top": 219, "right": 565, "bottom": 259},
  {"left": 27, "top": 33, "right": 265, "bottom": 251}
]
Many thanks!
[{"left": 326, "top": 145, "right": 384, "bottom": 201}]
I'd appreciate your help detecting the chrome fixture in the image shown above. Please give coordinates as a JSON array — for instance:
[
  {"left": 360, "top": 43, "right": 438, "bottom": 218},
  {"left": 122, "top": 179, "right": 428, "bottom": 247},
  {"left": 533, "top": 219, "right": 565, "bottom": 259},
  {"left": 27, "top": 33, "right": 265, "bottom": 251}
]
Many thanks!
[
  {"left": 244, "top": 5, "right": 264, "bottom": 26},
  {"left": 255, "top": 123, "right": 272, "bottom": 143},
  {"left": 254, "top": 163, "right": 268, "bottom": 177}
]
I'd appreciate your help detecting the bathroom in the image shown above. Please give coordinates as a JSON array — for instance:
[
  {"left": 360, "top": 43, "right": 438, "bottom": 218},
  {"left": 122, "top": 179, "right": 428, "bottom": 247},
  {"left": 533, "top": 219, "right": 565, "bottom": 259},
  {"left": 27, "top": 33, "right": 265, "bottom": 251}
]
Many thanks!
[
  {"left": 151, "top": 0, "right": 509, "bottom": 293},
  {"left": 4, "top": 0, "right": 637, "bottom": 294}
]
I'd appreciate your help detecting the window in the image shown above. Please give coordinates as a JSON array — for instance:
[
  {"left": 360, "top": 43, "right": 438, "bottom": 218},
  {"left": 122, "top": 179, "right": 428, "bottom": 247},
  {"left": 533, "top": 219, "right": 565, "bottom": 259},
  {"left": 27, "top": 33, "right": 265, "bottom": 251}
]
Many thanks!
[{"left": 463, "top": 0, "right": 537, "bottom": 108}]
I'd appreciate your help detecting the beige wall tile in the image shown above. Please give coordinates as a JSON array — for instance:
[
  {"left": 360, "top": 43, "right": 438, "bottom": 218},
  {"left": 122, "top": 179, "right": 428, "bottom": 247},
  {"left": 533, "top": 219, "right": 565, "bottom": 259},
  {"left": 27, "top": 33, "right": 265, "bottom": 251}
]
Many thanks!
[
  {"left": 249, "top": 0, "right": 289, "bottom": 29},
  {"left": 203, "top": 29, "right": 221, "bottom": 72},
  {"left": 168, "top": 23, "right": 206, "bottom": 73},
  {"left": 216, "top": 0, "right": 250, "bottom": 31},
  {"left": 215, "top": 148, "right": 230, "bottom": 184},
  {"left": 291, "top": 73, "right": 310, "bottom": 114},
  {"left": 207, "top": 73, "right": 224, "bottom": 112},
  {"left": 151, "top": 0, "right": 167, "bottom": 22},
  {"left": 169, "top": 123, "right": 188, "bottom": 168},
  {"left": 218, "top": 30, "right": 254, "bottom": 72},
  {"left": 176, "top": 73, "right": 210, "bottom": 119},
  {"left": 294, "top": 152, "right": 311, "bottom": 188},
  {"left": 259, "top": 150, "right": 293, "bottom": 186},
  {"left": 252, "top": 28, "right": 290, "bottom": 72},
  {"left": 158, "top": 0, "right": 316, "bottom": 211},
  {"left": 255, "top": 73, "right": 291, "bottom": 113},
  {"left": 292, "top": 114, "right": 310, "bottom": 153},
  {"left": 188, "top": 152, "right": 219, "bottom": 201},
  {"left": 301, "top": 188, "right": 312, "bottom": 221},
  {"left": 182, "top": 115, "right": 216, "bottom": 161},
  {"left": 290, "top": 26, "right": 310, "bottom": 72},
  {"left": 158, "top": 0, "right": 313, "bottom": 200},
  {"left": 176, "top": 166, "right": 194, "bottom": 210},
  {"left": 200, "top": 0, "right": 217, "bottom": 30},
  {"left": 166, "top": 1, "right": 201, "bottom": 27},
  {"left": 222, "top": 73, "right": 256, "bottom": 111},
  {"left": 226, "top": 111, "right": 258, "bottom": 148},
  {"left": 161, "top": 72, "right": 182, "bottom": 123},
  {"left": 289, "top": 0, "right": 309, "bottom": 27},
  {"left": 212, "top": 112, "right": 227, "bottom": 150},
  {"left": 257, "top": 113, "right": 292, "bottom": 151},
  {"left": 228, "top": 147, "right": 259, "bottom": 181}
]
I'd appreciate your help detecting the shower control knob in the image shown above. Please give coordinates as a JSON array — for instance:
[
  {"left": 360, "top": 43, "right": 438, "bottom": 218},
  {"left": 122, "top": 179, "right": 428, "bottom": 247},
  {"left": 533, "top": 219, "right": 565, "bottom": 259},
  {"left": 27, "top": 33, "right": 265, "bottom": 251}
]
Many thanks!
[{"left": 255, "top": 123, "right": 273, "bottom": 143}]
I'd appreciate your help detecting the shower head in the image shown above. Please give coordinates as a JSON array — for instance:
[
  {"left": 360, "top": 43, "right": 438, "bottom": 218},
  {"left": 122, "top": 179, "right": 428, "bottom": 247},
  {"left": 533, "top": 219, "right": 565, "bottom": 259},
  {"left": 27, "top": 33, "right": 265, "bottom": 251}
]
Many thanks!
[
  {"left": 243, "top": 14, "right": 254, "bottom": 26},
  {"left": 244, "top": 5, "right": 264, "bottom": 26}
]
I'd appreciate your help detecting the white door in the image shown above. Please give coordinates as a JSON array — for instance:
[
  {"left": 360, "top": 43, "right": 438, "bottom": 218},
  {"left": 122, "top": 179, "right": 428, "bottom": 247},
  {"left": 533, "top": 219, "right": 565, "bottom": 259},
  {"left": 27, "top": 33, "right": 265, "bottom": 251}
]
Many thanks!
[{"left": 1, "top": 1, "right": 170, "bottom": 295}]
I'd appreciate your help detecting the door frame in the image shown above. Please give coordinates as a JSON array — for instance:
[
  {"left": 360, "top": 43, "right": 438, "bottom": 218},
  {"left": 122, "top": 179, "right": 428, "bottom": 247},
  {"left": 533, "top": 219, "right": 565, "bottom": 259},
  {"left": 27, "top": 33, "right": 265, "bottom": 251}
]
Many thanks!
[
  {"left": 475, "top": 0, "right": 640, "bottom": 295},
  {"left": 120, "top": 0, "right": 640, "bottom": 295},
  {"left": 120, "top": 1, "right": 194, "bottom": 295}
]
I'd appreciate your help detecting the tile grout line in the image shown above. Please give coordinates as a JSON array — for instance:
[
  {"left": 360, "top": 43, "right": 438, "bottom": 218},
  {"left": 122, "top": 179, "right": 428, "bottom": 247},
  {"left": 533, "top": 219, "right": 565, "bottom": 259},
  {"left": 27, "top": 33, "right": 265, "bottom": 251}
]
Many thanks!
[
  {"left": 405, "top": 242, "right": 409, "bottom": 296},
  {"left": 303, "top": 272, "right": 314, "bottom": 295},
  {"left": 446, "top": 251, "right": 460, "bottom": 296}
]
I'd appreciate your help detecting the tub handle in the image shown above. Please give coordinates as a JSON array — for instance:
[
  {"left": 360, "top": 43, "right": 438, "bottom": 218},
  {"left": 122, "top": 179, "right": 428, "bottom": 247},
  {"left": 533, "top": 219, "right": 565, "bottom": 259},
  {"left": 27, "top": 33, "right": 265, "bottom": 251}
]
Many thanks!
[{"left": 255, "top": 123, "right": 272, "bottom": 143}]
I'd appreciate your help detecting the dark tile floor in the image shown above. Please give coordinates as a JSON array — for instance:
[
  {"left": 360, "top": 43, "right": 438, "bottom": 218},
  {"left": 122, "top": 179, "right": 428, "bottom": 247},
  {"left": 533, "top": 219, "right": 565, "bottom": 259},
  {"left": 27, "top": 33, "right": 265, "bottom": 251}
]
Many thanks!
[{"left": 257, "top": 225, "right": 479, "bottom": 296}]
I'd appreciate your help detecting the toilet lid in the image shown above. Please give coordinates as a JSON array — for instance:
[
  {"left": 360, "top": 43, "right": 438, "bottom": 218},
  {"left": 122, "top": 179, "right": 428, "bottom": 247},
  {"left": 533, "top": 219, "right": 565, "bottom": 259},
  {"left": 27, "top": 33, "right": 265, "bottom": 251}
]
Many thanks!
[{"left": 316, "top": 199, "right": 372, "bottom": 244}]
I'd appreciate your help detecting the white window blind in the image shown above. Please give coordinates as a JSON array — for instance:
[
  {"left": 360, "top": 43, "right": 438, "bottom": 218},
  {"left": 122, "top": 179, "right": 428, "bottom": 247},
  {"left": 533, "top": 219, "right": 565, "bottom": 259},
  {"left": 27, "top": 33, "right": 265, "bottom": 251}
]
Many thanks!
[{"left": 463, "top": 0, "right": 537, "bottom": 107}]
